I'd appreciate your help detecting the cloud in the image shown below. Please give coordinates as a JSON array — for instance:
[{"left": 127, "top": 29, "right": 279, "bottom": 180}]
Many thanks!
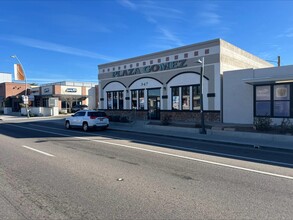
[
  {"left": 278, "top": 28, "right": 293, "bottom": 38},
  {"left": 157, "top": 27, "right": 184, "bottom": 47},
  {"left": 119, "top": 0, "right": 185, "bottom": 48},
  {"left": 1, "top": 35, "right": 117, "bottom": 61},
  {"left": 118, "top": 0, "right": 137, "bottom": 10},
  {"left": 200, "top": 12, "right": 221, "bottom": 25},
  {"left": 199, "top": 2, "right": 221, "bottom": 25},
  {"left": 139, "top": 2, "right": 183, "bottom": 21},
  {"left": 51, "top": 14, "right": 111, "bottom": 33},
  {"left": 28, "top": 76, "right": 97, "bottom": 84},
  {"left": 27, "top": 70, "right": 98, "bottom": 83},
  {"left": 119, "top": 0, "right": 183, "bottom": 20}
]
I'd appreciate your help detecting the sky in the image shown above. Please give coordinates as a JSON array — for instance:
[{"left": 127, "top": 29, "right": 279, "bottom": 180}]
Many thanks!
[{"left": 1, "top": 0, "right": 293, "bottom": 85}]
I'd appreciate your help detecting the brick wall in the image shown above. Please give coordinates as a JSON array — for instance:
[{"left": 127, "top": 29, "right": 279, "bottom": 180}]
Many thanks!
[
  {"left": 2, "top": 82, "right": 27, "bottom": 98},
  {"left": 104, "top": 109, "right": 220, "bottom": 123},
  {"left": 161, "top": 110, "right": 220, "bottom": 123},
  {"left": 104, "top": 110, "right": 148, "bottom": 121},
  {"left": 54, "top": 85, "right": 61, "bottom": 95}
]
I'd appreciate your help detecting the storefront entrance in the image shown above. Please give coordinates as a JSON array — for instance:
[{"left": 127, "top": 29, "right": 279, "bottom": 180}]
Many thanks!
[
  {"left": 147, "top": 88, "right": 160, "bottom": 120},
  {"left": 12, "top": 99, "right": 21, "bottom": 112}
]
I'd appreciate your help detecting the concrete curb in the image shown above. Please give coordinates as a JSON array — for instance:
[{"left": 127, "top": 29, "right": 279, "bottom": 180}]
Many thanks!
[{"left": 108, "top": 126, "right": 293, "bottom": 153}]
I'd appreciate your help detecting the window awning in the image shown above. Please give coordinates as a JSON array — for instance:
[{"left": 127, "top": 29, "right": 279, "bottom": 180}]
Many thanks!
[
  {"left": 243, "top": 76, "right": 293, "bottom": 85},
  {"left": 55, "top": 95, "right": 88, "bottom": 101},
  {"left": 34, "top": 95, "right": 88, "bottom": 100}
]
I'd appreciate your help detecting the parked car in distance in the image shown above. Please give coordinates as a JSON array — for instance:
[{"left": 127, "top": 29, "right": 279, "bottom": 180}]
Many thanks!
[
  {"left": 65, "top": 110, "right": 109, "bottom": 131},
  {"left": 71, "top": 104, "right": 88, "bottom": 113}
]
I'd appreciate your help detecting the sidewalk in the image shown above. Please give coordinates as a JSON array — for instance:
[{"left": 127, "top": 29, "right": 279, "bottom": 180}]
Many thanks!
[
  {"left": 0, "top": 114, "right": 68, "bottom": 121},
  {"left": 108, "top": 120, "right": 293, "bottom": 152},
  {"left": 1, "top": 114, "right": 292, "bottom": 151}
]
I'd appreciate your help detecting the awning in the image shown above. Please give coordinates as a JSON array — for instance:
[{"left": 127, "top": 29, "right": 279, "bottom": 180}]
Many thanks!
[
  {"left": 34, "top": 95, "right": 88, "bottom": 100},
  {"left": 54, "top": 95, "right": 88, "bottom": 101},
  {"left": 243, "top": 76, "right": 293, "bottom": 85}
]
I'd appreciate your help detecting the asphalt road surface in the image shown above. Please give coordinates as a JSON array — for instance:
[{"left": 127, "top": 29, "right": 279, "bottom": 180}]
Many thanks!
[{"left": 0, "top": 119, "right": 293, "bottom": 219}]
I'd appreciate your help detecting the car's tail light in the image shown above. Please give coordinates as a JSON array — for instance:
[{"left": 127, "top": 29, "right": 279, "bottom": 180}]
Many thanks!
[{"left": 90, "top": 116, "right": 97, "bottom": 119}]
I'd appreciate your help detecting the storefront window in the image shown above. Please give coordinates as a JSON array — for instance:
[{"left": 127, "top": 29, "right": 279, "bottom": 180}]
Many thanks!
[
  {"left": 130, "top": 90, "right": 144, "bottom": 110},
  {"left": 42, "top": 98, "right": 49, "bottom": 107},
  {"left": 138, "top": 90, "right": 144, "bottom": 110},
  {"left": 113, "top": 91, "right": 118, "bottom": 109},
  {"left": 171, "top": 85, "right": 200, "bottom": 110},
  {"left": 274, "top": 84, "right": 290, "bottom": 117},
  {"left": 61, "top": 101, "right": 67, "bottom": 109},
  {"left": 107, "top": 91, "right": 124, "bottom": 110},
  {"left": 182, "top": 86, "right": 190, "bottom": 110},
  {"left": 172, "top": 87, "right": 179, "bottom": 110},
  {"left": 255, "top": 85, "right": 271, "bottom": 116},
  {"left": 255, "top": 84, "right": 291, "bottom": 117},
  {"left": 255, "top": 101, "right": 271, "bottom": 116},
  {"left": 107, "top": 92, "right": 112, "bottom": 109},
  {"left": 192, "top": 85, "right": 200, "bottom": 110},
  {"left": 131, "top": 90, "right": 137, "bottom": 109},
  {"left": 118, "top": 91, "right": 124, "bottom": 110}
]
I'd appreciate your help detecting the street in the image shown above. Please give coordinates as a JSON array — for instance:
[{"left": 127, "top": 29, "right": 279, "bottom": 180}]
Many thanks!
[{"left": 0, "top": 119, "right": 293, "bottom": 219}]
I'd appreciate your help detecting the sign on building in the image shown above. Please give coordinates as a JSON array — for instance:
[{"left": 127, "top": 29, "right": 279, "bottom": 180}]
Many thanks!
[
  {"left": 22, "top": 95, "right": 29, "bottom": 104},
  {"left": 49, "top": 98, "right": 58, "bottom": 107}
]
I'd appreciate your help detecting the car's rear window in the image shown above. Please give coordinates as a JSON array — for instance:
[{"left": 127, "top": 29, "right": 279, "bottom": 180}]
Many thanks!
[{"left": 88, "top": 112, "right": 107, "bottom": 117}]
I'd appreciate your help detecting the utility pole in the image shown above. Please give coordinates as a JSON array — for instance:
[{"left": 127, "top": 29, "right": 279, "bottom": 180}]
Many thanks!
[{"left": 197, "top": 57, "right": 206, "bottom": 134}]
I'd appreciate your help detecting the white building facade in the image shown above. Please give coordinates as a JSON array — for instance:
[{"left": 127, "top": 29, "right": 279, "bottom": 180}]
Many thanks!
[
  {"left": 224, "top": 65, "right": 293, "bottom": 125},
  {"left": 30, "top": 81, "right": 98, "bottom": 114},
  {"left": 0, "top": 73, "right": 12, "bottom": 83},
  {"left": 98, "top": 39, "right": 272, "bottom": 122}
]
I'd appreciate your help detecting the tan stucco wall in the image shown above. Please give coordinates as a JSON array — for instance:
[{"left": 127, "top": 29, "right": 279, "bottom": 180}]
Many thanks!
[{"left": 220, "top": 39, "right": 273, "bottom": 73}]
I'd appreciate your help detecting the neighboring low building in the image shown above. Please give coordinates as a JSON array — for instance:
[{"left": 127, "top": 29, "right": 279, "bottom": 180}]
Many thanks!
[
  {"left": 0, "top": 73, "right": 12, "bottom": 83},
  {"left": 223, "top": 65, "right": 293, "bottom": 125},
  {"left": 0, "top": 80, "right": 98, "bottom": 116},
  {"left": 98, "top": 38, "right": 273, "bottom": 122},
  {"left": 30, "top": 81, "right": 98, "bottom": 113},
  {"left": 0, "top": 81, "right": 28, "bottom": 114}
]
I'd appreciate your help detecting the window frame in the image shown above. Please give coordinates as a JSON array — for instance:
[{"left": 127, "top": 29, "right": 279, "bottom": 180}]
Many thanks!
[
  {"left": 171, "top": 85, "right": 200, "bottom": 111},
  {"left": 106, "top": 90, "right": 124, "bottom": 110},
  {"left": 254, "top": 83, "right": 292, "bottom": 118}
]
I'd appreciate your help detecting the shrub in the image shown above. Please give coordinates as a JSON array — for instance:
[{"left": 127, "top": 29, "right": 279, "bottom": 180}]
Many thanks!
[
  {"left": 254, "top": 117, "right": 272, "bottom": 131},
  {"left": 279, "top": 118, "right": 293, "bottom": 134}
]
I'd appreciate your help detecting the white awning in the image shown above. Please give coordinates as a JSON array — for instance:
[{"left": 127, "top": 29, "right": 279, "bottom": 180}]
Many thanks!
[{"left": 243, "top": 76, "right": 293, "bottom": 85}]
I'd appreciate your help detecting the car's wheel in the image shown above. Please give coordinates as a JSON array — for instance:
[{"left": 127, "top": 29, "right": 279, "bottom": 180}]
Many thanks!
[
  {"left": 65, "top": 121, "right": 71, "bottom": 129},
  {"left": 82, "top": 122, "right": 89, "bottom": 132}
]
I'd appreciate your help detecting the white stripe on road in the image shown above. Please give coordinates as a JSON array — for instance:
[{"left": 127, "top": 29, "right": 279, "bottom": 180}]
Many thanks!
[
  {"left": 82, "top": 138, "right": 293, "bottom": 180},
  {"left": 6, "top": 124, "right": 293, "bottom": 180},
  {"left": 31, "top": 124, "right": 293, "bottom": 167},
  {"left": 21, "top": 145, "right": 55, "bottom": 157}
]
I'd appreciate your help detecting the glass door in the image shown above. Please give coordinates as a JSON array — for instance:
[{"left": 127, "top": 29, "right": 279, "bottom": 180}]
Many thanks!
[{"left": 148, "top": 89, "right": 160, "bottom": 120}]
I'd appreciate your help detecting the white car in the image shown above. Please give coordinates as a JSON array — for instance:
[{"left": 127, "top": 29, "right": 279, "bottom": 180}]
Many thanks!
[{"left": 65, "top": 110, "right": 109, "bottom": 131}]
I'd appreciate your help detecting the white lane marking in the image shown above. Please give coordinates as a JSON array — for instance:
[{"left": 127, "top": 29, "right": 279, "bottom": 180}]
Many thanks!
[
  {"left": 21, "top": 145, "right": 55, "bottom": 157},
  {"left": 31, "top": 124, "right": 293, "bottom": 168},
  {"left": 80, "top": 138, "right": 293, "bottom": 180},
  {"left": 6, "top": 124, "right": 293, "bottom": 180},
  {"left": 125, "top": 139, "right": 293, "bottom": 167}
]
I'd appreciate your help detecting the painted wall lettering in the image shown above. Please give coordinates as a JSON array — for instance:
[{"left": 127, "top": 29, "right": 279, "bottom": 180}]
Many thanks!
[{"left": 112, "top": 59, "right": 188, "bottom": 78}]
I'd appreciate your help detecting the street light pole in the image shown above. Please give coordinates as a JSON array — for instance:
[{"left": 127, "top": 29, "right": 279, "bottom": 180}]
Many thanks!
[
  {"left": 11, "top": 55, "right": 29, "bottom": 118},
  {"left": 197, "top": 57, "right": 206, "bottom": 134}
]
